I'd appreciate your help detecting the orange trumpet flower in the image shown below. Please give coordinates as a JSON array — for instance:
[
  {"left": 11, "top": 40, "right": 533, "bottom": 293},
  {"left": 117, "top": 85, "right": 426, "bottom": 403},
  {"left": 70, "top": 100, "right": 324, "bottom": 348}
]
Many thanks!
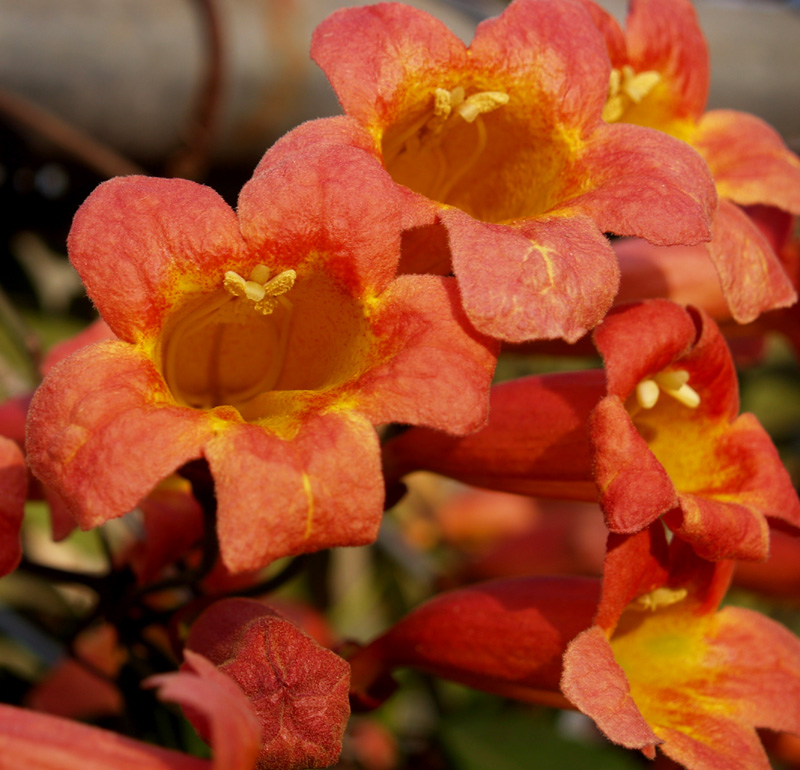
[{"left": 26, "top": 146, "right": 497, "bottom": 574}]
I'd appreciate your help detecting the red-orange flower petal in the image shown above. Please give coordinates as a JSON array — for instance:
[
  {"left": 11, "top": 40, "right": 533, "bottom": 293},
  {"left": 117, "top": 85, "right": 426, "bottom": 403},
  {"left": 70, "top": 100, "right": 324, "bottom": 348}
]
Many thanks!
[
  {"left": 0, "top": 435, "right": 26, "bottom": 576},
  {"left": 0, "top": 652, "right": 260, "bottom": 770},
  {"left": 185, "top": 598, "right": 350, "bottom": 770},
  {"left": 382, "top": 371, "right": 603, "bottom": 501},
  {"left": 620, "top": 0, "right": 709, "bottom": 124},
  {"left": 309, "top": 0, "right": 716, "bottom": 342},
  {"left": 26, "top": 147, "right": 496, "bottom": 574},
  {"left": 0, "top": 704, "right": 210, "bottom": 770},
  {"left": 562, "top": 528, "right": 800, "bottom": 769},
  {"left": 693, "top": 110, "right": 800, "bottom": 212},
  {"left": 591, "top": 0, "right": 800, "bottom": 322},
  {"left": 206, "top": 412, "right": 382, "bottom": 572},
  {"left": 26, "top": 341, "right": 215, "bottom": 531},
  {"left": 148, "top": 651, "right": 262, "bottom": 770},
  {"left": 348, "top": 576, "right": 599, "bottom": 709},
  {"left": 592, "top": 300, "right": 800, "bottom": 560},
  {"left": 443, "top": 210, "right": 620, "bottom": 343},
  {"left": 352, "top": 275, "right": 496, "bottom": 432},
  {"left": 68, "top": 178, "right": 245, "bottom": 345}
]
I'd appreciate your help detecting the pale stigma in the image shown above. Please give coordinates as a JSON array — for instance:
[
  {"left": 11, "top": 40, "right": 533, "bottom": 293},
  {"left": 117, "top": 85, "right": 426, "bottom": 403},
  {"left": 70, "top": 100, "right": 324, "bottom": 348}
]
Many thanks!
[{"left": 224, "top": 265, "right": 296, "bottom": 315}]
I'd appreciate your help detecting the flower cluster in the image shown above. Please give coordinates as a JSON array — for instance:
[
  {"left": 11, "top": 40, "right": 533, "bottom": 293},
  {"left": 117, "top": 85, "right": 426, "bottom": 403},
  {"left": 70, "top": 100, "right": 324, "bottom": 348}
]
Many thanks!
[{"left": 2, "top": 1, "right": 800, "bottom": 768}]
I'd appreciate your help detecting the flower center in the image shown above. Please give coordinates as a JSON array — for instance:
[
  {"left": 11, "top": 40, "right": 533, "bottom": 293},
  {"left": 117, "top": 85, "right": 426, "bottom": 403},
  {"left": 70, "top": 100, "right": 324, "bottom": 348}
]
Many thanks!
[
  {"left": 161, "top": 264, "right": 296, "bottom": 413},
  {"left": 383, "top": 86, "right": 510, "bottom": 204},
  {"left": 632, "top": 369, "right": 700, "bottom": 412},
  {"left": 383, "top": 84, "right": 593, "bottom": 222},
  {"left": 222, "top": 264, "right": 296, "bottom": 315},
  {"left": 602, "top": 65, "right": 662, "bottom": 123},
  {"left": 625, "top": 368, "right": 708, "bottom": 492},
  {"left": 159, "top": 265, "right": 374, "bottom": 429}
]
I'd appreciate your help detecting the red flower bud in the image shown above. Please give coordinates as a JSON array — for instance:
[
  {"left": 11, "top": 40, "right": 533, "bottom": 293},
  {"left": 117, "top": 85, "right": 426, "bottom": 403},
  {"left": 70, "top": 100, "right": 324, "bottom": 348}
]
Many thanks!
[{"left": 185, "top": 598, "right": 350, "bottom": 770}]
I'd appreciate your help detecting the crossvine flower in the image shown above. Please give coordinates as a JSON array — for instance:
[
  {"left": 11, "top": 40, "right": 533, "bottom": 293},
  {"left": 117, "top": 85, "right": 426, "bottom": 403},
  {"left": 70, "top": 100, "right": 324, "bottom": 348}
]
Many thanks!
[
  {"left": 26, "top": 146, "right": 497, "bottom": 573},
  {"left": 303, "top": 0, "right": 717, "bottom": 342}
]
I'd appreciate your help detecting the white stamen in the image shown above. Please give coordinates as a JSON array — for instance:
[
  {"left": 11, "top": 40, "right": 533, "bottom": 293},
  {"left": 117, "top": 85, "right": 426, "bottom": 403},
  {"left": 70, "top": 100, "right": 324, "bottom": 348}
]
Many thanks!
[
  {"left": 630, "top": 586, "right": 687, "bottom": 612},
  {"left": 636, "top": 378, "right": 660, "bottom": 410},
  {"left": 665, "top": 382, "right": 701, "bottom": 409},
  {"left": 633, "top": 368, "right": 701, "bottom": 412}
]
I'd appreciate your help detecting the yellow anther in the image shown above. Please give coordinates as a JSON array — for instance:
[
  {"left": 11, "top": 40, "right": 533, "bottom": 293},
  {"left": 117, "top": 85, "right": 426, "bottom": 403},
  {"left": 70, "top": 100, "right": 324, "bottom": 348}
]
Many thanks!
[
  {"left": 455, "top": 91, "right": 510, "bottom": 123},
  {"left": 386, "top": 85, "right": 510, "bottom": 164},
  {"left": 603, "top": 65, "right": 661, "bottom": 123},
  {"left": 621, "top": 66, "right": 660, "bottom": 103},
  {"left": 653, "top": 370, "right": 690, "bottom": 390},
  {"left": 223, "top": 265, "right": 296, "bottom": 316},
  {"left": 630, "top": 586, "right": 688, "bottom": 612},
  {"left": 433, "top": 87, "right": 455, "bottom": 120},
  {"left": 665, "top": 381, "right": 701, "bottom": 409},
  {"left": 636, "top": 378, "right": 661, "bottom": 410},
  {"left": 634, "top": 368, "right": 700, "bottom": 411}
]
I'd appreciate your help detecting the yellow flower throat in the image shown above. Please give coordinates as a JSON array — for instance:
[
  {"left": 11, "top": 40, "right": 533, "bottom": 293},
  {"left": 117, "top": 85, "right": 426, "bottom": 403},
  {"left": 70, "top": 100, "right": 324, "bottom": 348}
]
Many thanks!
[
  {"left": 162, "top": 265, "right": 296, "bottom": 413},
  {"left": 382, "top": 85, "right": 509, "bottom": 205}
]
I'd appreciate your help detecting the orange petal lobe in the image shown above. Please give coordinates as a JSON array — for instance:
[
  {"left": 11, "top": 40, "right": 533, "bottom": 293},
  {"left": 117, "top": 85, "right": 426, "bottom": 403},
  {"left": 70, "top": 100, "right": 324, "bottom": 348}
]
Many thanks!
[
  {"left": 0, "top": 436, "right": 26, "bottom": 576},
  {"left": 561, "top": 626, "right": 661, "bottom": 752},
  {"left": 149, "top": 650, "right": 261, "bottom": 770},
  {"left": 694, "top": 110, "right": 800, "bottom": 212},
  {"left": 705, "top": 199, "right": 797, "bottom": 323},
  {"left": 444, "top": 210, "right": 619, "bottom": 343},
  {"left": 25, "top": 341, "right": 212, "bottom": 530},
  {"left": 355, "top": 275, "right": 498, "bottom": 434},
  {"left": 570, "top": 122, "right": 716, "bottom": 246},
  {"left": 206, "top": 412, "right": 382, "bottom": 574},
  {"left": 0, "top": 703, "right": 210, "bottom": 770},
  {"left": 68, "top": 177, "right": 244, "bottom": 343}
]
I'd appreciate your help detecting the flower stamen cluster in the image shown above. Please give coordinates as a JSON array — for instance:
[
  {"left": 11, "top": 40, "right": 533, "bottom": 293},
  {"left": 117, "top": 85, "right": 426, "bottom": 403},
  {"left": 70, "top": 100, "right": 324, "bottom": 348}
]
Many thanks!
[
  {"left": 382, "top": 85, "right": 510, "bottom": 205},
  {"left": 633, "top": 369, "right": 700, "bottom": 411},
  {"left": 603, "top": 65, "right": 662, "bottom": 122},
  {"left": 161, "top": 265, "right": 297, "bottom": 412},
  {"left": 223, "top": 265, "right": 297, "bottom": 315}
]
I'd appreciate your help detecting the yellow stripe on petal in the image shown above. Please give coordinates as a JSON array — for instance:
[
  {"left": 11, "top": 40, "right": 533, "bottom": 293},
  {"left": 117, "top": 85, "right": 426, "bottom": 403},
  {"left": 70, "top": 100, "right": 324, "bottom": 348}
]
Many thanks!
[{"left": 302, "top": 472, "right": 314, "bottom": 540}]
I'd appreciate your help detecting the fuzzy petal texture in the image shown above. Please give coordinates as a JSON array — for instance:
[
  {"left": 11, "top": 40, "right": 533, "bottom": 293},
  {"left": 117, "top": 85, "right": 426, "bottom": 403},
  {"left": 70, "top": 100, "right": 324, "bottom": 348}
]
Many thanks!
[
  {"left": 352, "top": 274, "right": 498, "bottom": 431},
  {"left": 0, "top": 704, "right": 209, "bottom": 770},
  {"left": 240, "top": 144, "right": 404, "bottom": 297},
  {"left": 591, "top": 300, "right": 800, "bottom": 560},
  {"left": 206, "top": 412, "right": 383, "bottom": 574},
  {"left": 68, "top": 177, "right": 245, "bottom": 344},
  {"left": 620, "top": 0, "right": 709, "bottom": 124},
  {"left": 185, "top": 599, "right": 350, "bottom": 770},
  {"left": 309, "top": 0, "right": 716, "bottom": 342},
  {"left": 349, "top": 576, "right": 599, "bottom": 708},
  {"left": 590, "top": 0, "right": 800, "bottom": 321},
  {"left": 0, "top": 435, "right": 26, "bottom": 576},
  {"left": 0, "top": 652, "right": 260, "bottom": 770},
  {"left": 693, "top": 110, "right": 800, "bottom": 212},
  {"left": 566, "top": 122, "right": 716, "bottom": 246},
  {"left": 589, "top": 396, "right": 677, "bottom": 533},
  {"left": 148, "top": 651, "right": 262, "bottom": 770},
  {"left": 562, "top": 626, "right": 660, "bottom": 754},
  {"left": 563, "top": 525, "right": 800, "bottom": 768},
  {"left": 25, "top": 341, "right": 213, "bottom": 530},
  {"left": 382, "top": 371, "right": 603, "bottom": 501},
  {"left": 443, "top": 210, "right": 620, "bottom": 343},
  {"left": 27, "top": 150, "right": 496, "bottom": 573},
  {"left": 704, "top": 199, "right": 797, "bottom": 323}
]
